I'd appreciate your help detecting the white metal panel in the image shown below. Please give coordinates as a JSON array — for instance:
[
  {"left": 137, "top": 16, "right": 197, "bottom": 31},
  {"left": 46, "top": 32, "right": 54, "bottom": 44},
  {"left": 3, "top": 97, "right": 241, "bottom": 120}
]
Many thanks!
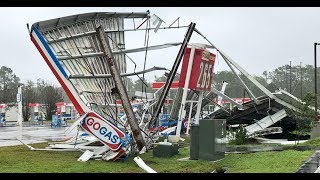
[
  {"left": 245, "top": 109, "right": 287, "bottom": 136},
  {"left": 37, "top": 14, "right": 133, "bottom": 122},
  {"left": 78, "top": 150, "right": 95, "bottom": 162}
]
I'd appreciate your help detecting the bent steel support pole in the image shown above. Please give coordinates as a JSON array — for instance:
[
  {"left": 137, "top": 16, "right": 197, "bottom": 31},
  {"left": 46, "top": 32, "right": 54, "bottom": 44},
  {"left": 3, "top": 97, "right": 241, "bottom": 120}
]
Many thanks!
[
  {"left": 150, "top": 22, "right": 196, "bottom": 127},
  {"left": 194, "top": 28, "right": 275, "bottom": 100},
  {"left": 194, "top": 28, "right": 301, "bottom": 112},
  {"left": 213, "top": 81, "right": 229, "bottom": 112},
  {"left": 96, "top": 26, "right": 146, "bottom": 151}
]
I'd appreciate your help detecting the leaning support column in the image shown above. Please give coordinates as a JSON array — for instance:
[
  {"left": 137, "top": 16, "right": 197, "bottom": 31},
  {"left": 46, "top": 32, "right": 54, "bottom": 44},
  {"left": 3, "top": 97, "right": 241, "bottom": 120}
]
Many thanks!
[{"left": 96, "top": 26, "right": 146, "bottom": 151}]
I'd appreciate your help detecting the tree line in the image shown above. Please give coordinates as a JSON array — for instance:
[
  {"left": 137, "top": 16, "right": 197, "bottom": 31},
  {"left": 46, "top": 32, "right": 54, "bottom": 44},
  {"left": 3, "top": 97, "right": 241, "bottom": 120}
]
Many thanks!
[
  {"left": 1, "top": 63, "right": 318, "bottom": 121},
  {"left": 0, "top": 66, "right": 63, "bottom": 121},
  {"left": 212, "top": 64, "right": 317, "bottom": 99},
  {"left": 128, "top": 64, "right": 318, "bottom": 101}
]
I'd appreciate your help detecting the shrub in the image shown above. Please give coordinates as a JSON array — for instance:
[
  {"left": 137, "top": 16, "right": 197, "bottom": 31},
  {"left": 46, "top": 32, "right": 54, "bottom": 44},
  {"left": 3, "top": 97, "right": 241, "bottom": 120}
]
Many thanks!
[{"left": 229, "top": 125, "right": 249, "bottom": 145}]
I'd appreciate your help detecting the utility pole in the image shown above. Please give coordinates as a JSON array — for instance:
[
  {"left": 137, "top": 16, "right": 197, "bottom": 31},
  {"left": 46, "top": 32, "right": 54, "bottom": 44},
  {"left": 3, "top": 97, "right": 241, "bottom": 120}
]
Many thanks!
[
  {"left": 96, "top": 26, "right": 146, "bottom": 151},
  {"left": 289, "top": 61, "right": 292, "bottom": 93},
  {"left": 285, "top": 66, "right": 288, "bottom": 91},
  {"left": 17, "top": 85, "right": 23, "bottom": 140},
  {"left": 315, "top": 43, "right": 319, "bottom": 121},
  {"left": 300, "top": 62, "right": 303, "bottom": 99}
]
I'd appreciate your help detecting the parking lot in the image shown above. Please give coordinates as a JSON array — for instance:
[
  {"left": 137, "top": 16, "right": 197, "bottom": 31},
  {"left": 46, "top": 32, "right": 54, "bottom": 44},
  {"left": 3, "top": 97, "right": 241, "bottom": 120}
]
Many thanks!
[{"left": 0, "top": 123, "right": 77, "bottom": 147}]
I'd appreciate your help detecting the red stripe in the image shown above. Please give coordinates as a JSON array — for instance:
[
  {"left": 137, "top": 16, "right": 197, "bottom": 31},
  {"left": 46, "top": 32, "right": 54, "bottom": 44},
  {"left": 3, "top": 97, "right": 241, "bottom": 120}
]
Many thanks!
[
  {"left": 55, "top": 102, "right": 66, "bottom": 106},
  {"left": 31, "top": 35, "right": 84, "bottom": 115},
  {"left": 111, "top": 148, "right": 125, "bottom": 161},
  {"left": 152, "top": 81, "right": 180, "bottom": 89}
]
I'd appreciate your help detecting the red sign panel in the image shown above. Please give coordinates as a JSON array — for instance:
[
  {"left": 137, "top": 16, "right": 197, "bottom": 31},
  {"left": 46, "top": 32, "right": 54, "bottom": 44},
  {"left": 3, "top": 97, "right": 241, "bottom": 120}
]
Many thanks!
[
  {"left": 152, "top": 81, "right": 180, "bottom": 89},
  {"left": 179, "top": 48, "right": 216, "bottom": 91},
  {"left": 28, "top": 103, "right": 40, "bottom": 107}
]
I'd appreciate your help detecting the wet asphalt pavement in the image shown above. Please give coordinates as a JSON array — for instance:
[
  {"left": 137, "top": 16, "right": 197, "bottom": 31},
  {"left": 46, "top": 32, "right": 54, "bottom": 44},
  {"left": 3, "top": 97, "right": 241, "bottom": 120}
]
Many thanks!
[{"left": 0, "top": 123, "right": 77, "bottom": 147}]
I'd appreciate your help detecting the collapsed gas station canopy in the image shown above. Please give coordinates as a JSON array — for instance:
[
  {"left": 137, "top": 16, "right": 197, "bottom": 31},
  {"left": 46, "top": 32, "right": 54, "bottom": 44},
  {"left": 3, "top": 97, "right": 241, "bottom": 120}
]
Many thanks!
[{"left": 31, "top": 12, "right": 150, "bottom": 119}]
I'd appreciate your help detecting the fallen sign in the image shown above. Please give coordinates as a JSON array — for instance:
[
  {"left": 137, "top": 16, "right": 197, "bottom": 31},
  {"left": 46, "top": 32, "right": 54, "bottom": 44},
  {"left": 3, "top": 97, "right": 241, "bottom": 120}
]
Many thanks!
[{"left": 80, "top": 111, "right": 126, "bottom": 151}]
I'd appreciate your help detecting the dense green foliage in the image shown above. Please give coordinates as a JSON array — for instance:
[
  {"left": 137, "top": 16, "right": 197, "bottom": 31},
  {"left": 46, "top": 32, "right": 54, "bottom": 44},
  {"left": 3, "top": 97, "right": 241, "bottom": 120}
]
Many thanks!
[{"left": 285, "top": 93, "right": 318, "bottom": 143}]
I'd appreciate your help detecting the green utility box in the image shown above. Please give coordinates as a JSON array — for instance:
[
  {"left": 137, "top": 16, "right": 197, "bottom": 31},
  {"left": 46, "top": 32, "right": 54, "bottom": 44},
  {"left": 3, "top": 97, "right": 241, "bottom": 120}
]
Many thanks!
[
  {"left": 190, "top": 125, "right": 199, "bottom": 160},
  {"left": 198, "top": 119, "right": 226, "bottom": 161},
  {"left": 153, "top": 143, "right": 179, "bottom": 158}
]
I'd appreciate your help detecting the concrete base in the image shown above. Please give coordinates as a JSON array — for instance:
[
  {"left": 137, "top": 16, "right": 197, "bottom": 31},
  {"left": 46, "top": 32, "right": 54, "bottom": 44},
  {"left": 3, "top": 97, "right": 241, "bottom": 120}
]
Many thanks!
[
  {"left": 178, "top": 156, "right": 224, "bottom": 163},
  {"left": 153, "top": 143, "right": 179, "bottom": 158},
  {"left": 177, "top": 157, "right": 197, "bottom": 161}
]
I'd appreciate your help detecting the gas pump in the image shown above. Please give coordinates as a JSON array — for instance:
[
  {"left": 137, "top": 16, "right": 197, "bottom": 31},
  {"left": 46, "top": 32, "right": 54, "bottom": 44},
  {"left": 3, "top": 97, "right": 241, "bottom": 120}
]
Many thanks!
[
  {"left": 151, "top": 82, "right": 178, "bottom": 128},
  {"left": 114, "top": 99, "right": 123, "bottom": 117},
  {"left": 65, "top": 103, "right": 76, "bottom": 121},
  {"left": 28, "top": 103, "right": 40, "bottom": 124},
  {"left": 0, "top": 104, "right": 6, "bottom": 126},
  {"left": 55, "top": 102, "right": 67, "bottom": 126}
]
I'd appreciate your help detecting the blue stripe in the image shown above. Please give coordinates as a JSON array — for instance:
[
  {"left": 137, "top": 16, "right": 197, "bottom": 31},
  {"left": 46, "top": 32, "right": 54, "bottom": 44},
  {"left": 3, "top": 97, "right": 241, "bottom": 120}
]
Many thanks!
[{"left": 32, "top": 28, "right": 68, "bottom": 78}]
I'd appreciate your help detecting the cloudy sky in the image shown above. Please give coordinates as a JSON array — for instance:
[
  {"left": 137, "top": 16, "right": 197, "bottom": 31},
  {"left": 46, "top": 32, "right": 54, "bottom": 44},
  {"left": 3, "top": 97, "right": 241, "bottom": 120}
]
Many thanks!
[{"left": 0, "top": 7, "right": 319, "bottom": 86}]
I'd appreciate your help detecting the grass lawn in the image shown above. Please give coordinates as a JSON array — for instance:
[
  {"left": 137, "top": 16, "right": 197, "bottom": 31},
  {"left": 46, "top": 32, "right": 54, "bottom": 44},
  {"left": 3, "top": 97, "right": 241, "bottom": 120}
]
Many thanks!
[
  {"left": 300, "top": 137, "right": 320, "bottom": 146},
  {"left": 216, "top": 150, "right": 313, "bottom": 173},
  {"left": 0, "top": 142, "right": 314, "bottom": 173}
]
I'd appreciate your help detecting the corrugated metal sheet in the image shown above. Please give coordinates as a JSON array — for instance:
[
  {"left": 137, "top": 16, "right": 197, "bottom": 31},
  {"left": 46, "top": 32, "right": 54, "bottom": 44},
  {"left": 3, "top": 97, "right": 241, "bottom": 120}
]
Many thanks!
[{"left": 32, "top": 12, "right": 149, "bottom": 121}]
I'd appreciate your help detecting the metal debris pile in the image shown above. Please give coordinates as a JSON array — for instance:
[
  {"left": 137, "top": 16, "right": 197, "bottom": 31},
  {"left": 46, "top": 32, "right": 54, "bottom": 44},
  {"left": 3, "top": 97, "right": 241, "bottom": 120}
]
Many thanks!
[{"left": 25, "top": 10, "right": 315, "bottom": 165}]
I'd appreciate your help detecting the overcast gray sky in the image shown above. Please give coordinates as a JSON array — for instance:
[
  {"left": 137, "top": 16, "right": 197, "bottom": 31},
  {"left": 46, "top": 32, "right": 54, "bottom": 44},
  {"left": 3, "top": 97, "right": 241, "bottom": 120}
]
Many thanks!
[{"left": 0, "top": 7, "right": 319, "bottom": 86}]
